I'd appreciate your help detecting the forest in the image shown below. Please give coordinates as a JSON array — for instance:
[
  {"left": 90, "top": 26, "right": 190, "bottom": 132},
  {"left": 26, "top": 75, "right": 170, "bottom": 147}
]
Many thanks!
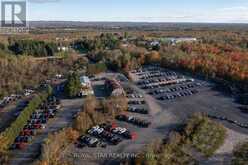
[
  {"left": 0, "top": 28, "right": 248, "bottom": 98},
  {"left": 8, "top": 39, "right": 58, "bottom": 57},
  {"left": 73, "top": 30, "right": 248, "bottom": 92}
]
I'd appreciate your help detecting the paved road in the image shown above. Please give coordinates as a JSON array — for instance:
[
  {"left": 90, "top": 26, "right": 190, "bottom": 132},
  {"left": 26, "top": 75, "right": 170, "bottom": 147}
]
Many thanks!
[
  {"left": 0, "top": 104, "right": 18, "bottom": 132},
  {"left": 9, "top": 98, "right": 84, "bottom": 165},
  {"left": 0, "top": 97, "right": 32, "bottom": 132}
]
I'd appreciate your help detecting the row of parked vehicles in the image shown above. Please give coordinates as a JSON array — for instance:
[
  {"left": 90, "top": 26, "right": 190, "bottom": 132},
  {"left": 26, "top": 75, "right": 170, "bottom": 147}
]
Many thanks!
[
  {"left": 138, "top": 75, "right": 183, "bottom": 86},
  {"left": 131, "top": 66, "right": 162, "bottom": 74},
  {"left": 0, "top": 89, "right": 35, "bottom": 108},
  {"left": 139, "top": 71, "right": 177, "bottom": 79},
  {"left": 124, "top": 87, "right": 137, "bottom": 95},
  {"left": 0, "top": 94, "right": 22, "bottom": 107},
  {"left": 208, "top": 114, "right": 248, "bottom": 129},
  {"left": 0, "top": 72, "right": 65, "bottom": 110},
  {"left": 132, "top": 67, "right": 202, "bottom": 102},
  {"left": 116, "top": 114, "right": 151, "bottom": 128},
  {"left": 127, "top": 107, "right": 148, "bottom": 114},
  {"left": 139, "top": 78, "right": 195, "bottom": 90},
  {"left": 148, "top": 83, "right": 201, "bottom": 95},
  {"left": 128, "top": 100, "right": 146, "bottom": 105},
  {"left": 133, "top": 67, "right": 194, "bottom": 89},
  {"left": 127, "top": 94, "right": 143, "bottom": 99},
  {"left": 10, "top": 96, "right": 61, "bottom": 150},
  {"left": 124, "top": 85, "right": 149, "bottom": 115},
  {"left": 158, "top": 89, "right": 199, "bottom": 101},
  {"left": 76, "top": 123, "right": 135, "bottom": 148}
]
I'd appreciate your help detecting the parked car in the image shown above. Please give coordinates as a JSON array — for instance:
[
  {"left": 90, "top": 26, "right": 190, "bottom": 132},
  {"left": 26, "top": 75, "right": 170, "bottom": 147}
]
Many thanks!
[{"left": 79, "top": 136, "right": 99, "bottom": 147}]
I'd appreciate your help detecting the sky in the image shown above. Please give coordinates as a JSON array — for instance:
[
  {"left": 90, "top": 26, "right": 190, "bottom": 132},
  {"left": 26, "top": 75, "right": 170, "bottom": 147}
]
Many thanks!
[{"left": 26, "top": 0, "right": 248, "bottom": 23}]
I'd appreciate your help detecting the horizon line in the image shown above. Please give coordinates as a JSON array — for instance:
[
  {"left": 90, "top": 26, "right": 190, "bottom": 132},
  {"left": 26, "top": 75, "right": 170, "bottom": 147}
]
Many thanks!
[{"left": 28, "top": 20, "right": 248, "bottom": 24}]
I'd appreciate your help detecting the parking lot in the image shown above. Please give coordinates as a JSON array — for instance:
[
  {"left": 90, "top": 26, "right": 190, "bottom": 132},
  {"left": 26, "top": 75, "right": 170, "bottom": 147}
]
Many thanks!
[
  {"left": 5, "top": 69, "right": 247, "bottom": 165},
  {"left": 61, "top": 67, "right": 248, "bottom": 165},
  {"left": 131, "top": 66, "right": 248, "bottom": 133},
  {"left": 61, "top": 73, "right": 179, "bottom": 165},
  {"left": 133, "top": 66, "right": 209, "bottom": 102},
  {"left": 9, "top": 97, "right": 84, "bottom": 165}
]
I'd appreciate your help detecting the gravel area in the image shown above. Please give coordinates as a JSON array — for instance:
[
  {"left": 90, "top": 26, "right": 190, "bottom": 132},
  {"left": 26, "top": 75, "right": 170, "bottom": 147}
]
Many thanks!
[{"left": 201, "top": 128, "right": 248, "bottom": 165}]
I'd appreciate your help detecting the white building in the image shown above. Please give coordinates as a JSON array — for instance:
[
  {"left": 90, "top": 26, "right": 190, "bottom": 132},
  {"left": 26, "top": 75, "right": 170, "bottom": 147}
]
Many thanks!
[
  {"left": 58, "top": 46, "right": 69, "bottom": 52},
  {"left": 162, "top": 37, "right": 197, "bottom": 45},
  {"left": 80, "top": 76, "right": 91, "bottom": 87},
  {"left": 79, "top": 76, "right": 94, "bottom": 97}
]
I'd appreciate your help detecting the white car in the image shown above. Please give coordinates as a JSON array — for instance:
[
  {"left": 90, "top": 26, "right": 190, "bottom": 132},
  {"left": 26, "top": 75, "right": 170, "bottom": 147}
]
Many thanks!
[
  {"left": 112, "top": 127, "right": 121, "bottom": 134},
  {"left": 88, "top": 137, "right": 99, "bottom": 147},
  {"left": 88, "top": 125, "right": 101, "bottom": 135},
  {"left": 128, "top": 116, "right": 135, "bottom": 121},
  {"left": 24, "top": 89, "right": 34, "bottom": 96},
  {"left": 41, "top": 124, "right": 46, "bottom": 129},
  {"left": 0, "top": 99, "right": 4, "bottom": 105},
  {"left": 24, "top": 91, "right": 31, "bottom": 96},
  {"left": 96, "top": 128, "right": 104, "bottom": 134},
  {"left": 113, "top": 127, "right": 127, "bottom": 134},
  {"left": 55, "top": 74, "right": 63, "bottom": 79}
]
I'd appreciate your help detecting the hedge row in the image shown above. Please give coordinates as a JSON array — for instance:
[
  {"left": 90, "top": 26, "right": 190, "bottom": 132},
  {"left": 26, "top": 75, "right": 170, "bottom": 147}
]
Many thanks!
[{"left": 0, "top": 88, "right": 52, "bottom": 151}]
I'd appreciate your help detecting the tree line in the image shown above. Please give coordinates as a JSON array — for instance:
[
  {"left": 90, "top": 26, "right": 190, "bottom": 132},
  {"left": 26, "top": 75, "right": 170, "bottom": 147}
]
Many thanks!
[
  {"left": 73, "top": 33, "right": 120, "bottom": 53},
  {"left": 8, "top": 39, "right": 58, "bottom": 57}
]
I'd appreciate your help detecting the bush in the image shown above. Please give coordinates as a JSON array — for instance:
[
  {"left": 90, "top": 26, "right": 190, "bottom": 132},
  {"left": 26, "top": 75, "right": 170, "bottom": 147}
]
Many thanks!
[
  {"left": 72, "top": 96, "right": 106, "bottom": 133},
  {"left": 39, "top": 128, "right": 79, "bottom": 165},
  {"left": 185, "top": 113, "right": 227, "bottom": 157},
  {"left": 232, "top": 141, "right": 248, "bottom": 165},
  {"left": 134, "top": 134, "right": 196, "bottom": 165},
  {"left": 102, "top": 96, "right": 128, "bottom": 118}
]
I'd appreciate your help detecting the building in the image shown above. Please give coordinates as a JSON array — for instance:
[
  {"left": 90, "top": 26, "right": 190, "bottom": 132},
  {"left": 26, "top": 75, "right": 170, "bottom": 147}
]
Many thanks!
[
  {"left": 58, "top": 46, "right": 69, "bottom": 51},
  {"left": 80, "top": 76, "right": 91, "bottom": 87},
  {"left": 79, "top": 76, "right": 94, "bottom": 97},
  {"left": 150, "top": 41, "right": 160, "bottom": 47},
  {"left": 161, "top": 37, "right": 197, "bottom": 45},
  {"left": 105, "top": 78, "right": 125, "bottom": 97}
]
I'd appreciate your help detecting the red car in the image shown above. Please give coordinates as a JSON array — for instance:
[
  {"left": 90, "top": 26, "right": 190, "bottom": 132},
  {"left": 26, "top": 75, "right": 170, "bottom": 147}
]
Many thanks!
[{"left": 15, "top": 143, "right": 27, "bottom": 150}]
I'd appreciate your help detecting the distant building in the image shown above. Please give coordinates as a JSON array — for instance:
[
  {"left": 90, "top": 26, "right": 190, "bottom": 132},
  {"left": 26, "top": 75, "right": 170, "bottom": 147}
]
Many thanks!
[
  {"left": 105, "top": 78, "right": 125, "bottom": 97},
  {"left": 150, "top": 41, "right": 160, "bottom": 46},
  {"left": 161, "top": 37, "right": 197, "bottom": 45},
  {"left": 58, "top": 46, "right": 69, "bottom": 51}
]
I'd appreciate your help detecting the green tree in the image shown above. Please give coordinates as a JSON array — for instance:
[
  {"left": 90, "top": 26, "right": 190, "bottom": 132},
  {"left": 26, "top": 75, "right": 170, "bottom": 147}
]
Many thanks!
[{"left": 65, "top": 72, "right": 81, "bottom": 98}]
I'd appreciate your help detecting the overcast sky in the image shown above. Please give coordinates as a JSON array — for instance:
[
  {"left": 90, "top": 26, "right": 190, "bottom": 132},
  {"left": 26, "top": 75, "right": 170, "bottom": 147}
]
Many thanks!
[{"left": 27, "top": 0, "right": 248, "bottom": 23}]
